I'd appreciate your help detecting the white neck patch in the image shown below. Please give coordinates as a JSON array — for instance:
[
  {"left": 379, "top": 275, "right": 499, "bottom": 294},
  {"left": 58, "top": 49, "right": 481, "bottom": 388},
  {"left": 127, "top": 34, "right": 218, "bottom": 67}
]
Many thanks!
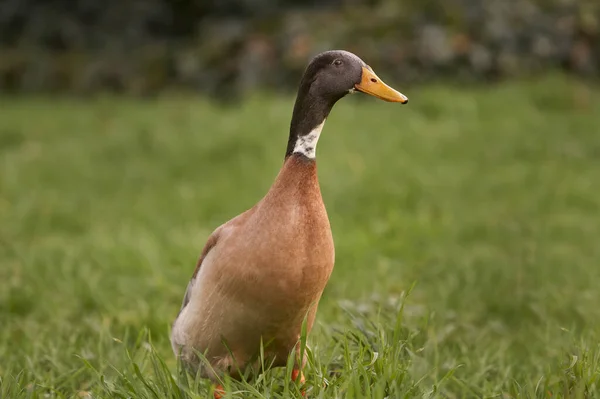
[{"left": 292, "top": 120, "right": 326, "bottom": 159}]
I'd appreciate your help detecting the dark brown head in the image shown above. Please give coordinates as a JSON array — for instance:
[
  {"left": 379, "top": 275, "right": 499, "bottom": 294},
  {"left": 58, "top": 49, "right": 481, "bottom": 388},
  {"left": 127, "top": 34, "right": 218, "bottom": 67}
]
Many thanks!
[
  {"left": 287, "top": 50, "right": 408, "bottom": 159},
  {"left": 298, "top": 50, "right": 408, "bottom": 105}
]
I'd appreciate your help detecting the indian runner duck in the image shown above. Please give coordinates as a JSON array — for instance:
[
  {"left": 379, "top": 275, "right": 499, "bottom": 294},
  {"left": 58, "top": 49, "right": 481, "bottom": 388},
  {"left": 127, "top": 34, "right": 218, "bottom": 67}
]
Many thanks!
[{"left": 171, "top": 50, "right": 408, "bottom": 395}]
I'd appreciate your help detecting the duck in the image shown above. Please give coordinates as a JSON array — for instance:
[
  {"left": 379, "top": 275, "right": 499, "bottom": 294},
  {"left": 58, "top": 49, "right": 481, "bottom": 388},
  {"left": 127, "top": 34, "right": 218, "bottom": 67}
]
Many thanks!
[{"left": 170, "top": 50, "right": 408, "bottom": 396}]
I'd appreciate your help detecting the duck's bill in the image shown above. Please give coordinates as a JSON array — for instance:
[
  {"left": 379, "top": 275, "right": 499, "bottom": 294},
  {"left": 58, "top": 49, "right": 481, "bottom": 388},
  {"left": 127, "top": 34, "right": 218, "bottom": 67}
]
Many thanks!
[{"left": 355, "top": 67, "right": 408, "bottom": 103}]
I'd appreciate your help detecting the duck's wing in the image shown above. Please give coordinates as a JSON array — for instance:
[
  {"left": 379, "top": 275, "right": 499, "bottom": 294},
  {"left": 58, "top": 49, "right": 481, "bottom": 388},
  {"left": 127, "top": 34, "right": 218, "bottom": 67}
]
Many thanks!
[
  {"left": 177, "top": 231, "right": 221, "bottom": 315},
  {"left": 176, "top": 206, "right": 257, "bottom": 315},
  {"left": 179, "top": 280, "right": 194, "bottom": 314}
]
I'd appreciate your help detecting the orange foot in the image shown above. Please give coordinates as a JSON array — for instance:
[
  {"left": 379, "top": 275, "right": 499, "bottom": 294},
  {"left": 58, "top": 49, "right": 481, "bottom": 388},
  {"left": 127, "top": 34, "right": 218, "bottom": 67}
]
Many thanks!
[
  {"left": 292, "top": 369, "right": 306, "bottom": 396},
  {"left": 213, "top": 384, "right": 225, "bottom": 399}
]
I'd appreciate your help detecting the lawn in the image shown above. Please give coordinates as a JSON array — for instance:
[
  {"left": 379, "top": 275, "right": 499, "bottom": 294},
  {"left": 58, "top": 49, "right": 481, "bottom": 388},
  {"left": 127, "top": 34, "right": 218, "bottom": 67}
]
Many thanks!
[{"left": 1, "top": 75, "right": 600, "bottom": 398}]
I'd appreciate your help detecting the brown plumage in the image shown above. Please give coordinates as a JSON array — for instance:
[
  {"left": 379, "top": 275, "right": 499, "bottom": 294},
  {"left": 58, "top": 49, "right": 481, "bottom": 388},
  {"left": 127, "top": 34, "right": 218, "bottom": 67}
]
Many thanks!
[{"left": 171, "top": 50, "right": 407, "bottom": 390}]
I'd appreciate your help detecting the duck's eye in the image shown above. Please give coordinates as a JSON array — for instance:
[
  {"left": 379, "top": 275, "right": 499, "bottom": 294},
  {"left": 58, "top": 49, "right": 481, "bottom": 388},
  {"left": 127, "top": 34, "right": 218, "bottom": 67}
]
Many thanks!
[{"left": 333, "top": 59, "right": 343, "bottom": 66}]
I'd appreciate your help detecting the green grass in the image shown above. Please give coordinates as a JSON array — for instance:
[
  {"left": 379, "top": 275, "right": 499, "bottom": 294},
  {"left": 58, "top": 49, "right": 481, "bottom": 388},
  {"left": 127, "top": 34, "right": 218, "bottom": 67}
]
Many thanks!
[{"left": 1, "top": 74, "right": 600, "bottom": 398}]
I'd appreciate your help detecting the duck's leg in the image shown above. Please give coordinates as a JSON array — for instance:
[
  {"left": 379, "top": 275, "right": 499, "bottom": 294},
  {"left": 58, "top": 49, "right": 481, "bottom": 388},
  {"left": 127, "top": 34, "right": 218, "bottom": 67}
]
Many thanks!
[
  {"left": 292, "top": 339, "right": 308, "bottom": 395},
  {"left": 210, "top": 354, "right": 239, "bottom": 399},
  {"left": 292, "top": 369, "right": 306, "bottom": 396},
  {"left": 213, "top": 384, "right": 225, "bottom": 399},
  {"left": 291, "top": 368, "right": 306, "bottom": 384}
]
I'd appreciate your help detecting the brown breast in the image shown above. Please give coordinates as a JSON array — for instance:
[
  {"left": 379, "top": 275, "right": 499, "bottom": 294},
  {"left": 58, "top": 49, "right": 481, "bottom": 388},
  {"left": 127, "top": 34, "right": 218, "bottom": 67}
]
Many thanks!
[{"left": 217, "top": 154, "right": 335, "bottom": 313}]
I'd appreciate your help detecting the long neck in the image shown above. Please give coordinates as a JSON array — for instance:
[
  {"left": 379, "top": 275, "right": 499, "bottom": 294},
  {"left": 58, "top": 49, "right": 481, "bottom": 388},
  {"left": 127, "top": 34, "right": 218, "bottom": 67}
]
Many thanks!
[{"left": 285, "top": 85, "right": 335, "bottom": 159}]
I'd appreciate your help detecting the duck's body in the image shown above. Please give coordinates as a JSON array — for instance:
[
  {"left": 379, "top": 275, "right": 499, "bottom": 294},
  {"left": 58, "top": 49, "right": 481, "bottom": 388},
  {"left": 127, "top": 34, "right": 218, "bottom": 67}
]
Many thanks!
[
  {"left": 171, "top": 50, "right": 407, "bottom": 386},
  {"left": 171, "top": 154, "right": 333, "bottom": 377}
]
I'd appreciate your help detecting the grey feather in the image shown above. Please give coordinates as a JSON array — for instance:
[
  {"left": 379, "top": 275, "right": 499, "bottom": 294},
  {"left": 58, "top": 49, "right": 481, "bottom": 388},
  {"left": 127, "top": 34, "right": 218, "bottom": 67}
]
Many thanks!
[{"left": 178, "top": 278, "right": 194, "bottom": 316}]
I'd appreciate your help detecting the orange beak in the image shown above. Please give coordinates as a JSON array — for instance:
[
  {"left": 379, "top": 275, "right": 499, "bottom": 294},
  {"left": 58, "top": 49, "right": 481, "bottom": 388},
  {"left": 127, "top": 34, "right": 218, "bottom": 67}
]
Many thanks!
[{"left": 355, "top": 66, "right": 408, "bottom": 103}]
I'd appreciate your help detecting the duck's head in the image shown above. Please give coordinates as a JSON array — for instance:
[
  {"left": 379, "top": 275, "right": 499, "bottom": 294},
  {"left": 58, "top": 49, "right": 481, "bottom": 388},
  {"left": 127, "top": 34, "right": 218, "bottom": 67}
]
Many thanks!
[
  {"left": 298, "top": 50, "right": 408, "bottom": 105},
  {"left": 287, "top": 50, "right": 408, "bottom": 159}
]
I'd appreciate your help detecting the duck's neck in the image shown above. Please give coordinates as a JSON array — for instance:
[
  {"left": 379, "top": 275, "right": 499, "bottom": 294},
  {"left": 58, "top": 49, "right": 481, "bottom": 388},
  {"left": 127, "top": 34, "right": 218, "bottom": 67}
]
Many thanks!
[
  {"left": 272, "top": 152, "right": 321, "bottom": 203},
  {"left": 285, "top": 87, "right": 335, "bottom": 160}
]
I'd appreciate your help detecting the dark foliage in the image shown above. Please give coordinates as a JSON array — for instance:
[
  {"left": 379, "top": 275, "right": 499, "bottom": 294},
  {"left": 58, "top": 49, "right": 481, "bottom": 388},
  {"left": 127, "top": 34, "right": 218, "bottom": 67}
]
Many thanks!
[{"left": 0, "top": 0, "right": 598, "bottom": 95}]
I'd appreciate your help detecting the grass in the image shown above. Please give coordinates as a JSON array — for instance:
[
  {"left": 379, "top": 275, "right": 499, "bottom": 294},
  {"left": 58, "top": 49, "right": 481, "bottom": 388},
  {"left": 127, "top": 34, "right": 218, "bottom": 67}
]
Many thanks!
[{"left": 1, "top": 74, "right": 600, "bottom": 398}]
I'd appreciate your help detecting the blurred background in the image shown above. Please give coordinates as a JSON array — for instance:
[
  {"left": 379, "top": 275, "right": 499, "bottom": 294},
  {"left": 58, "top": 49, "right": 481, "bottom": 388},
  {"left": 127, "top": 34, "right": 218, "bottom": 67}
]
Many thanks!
[
  {"left": 2, "top": 1, "right": 600, "bottom": 397},
  {"left": 0, "top": 0, "right": 598, "bottom": 96}
]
